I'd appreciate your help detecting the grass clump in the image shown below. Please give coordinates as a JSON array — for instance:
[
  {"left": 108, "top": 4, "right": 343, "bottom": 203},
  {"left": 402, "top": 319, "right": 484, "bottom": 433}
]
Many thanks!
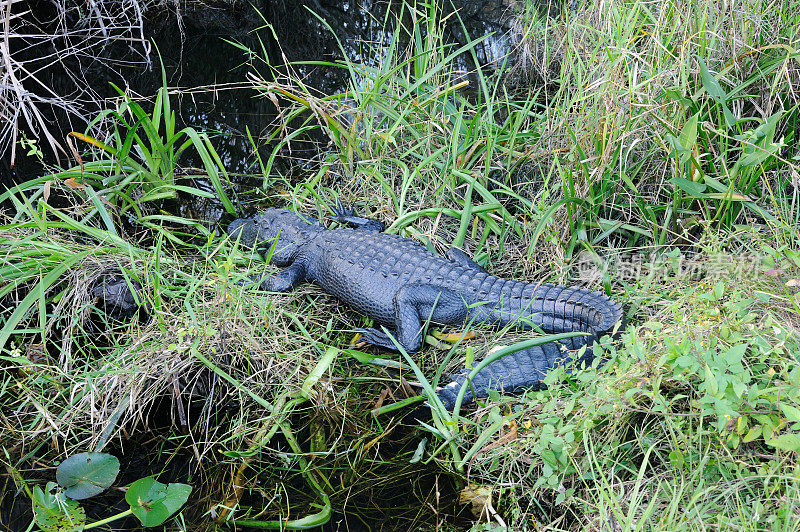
[
  {"left": 238, "top": 0, "right": 800, "bottom": 527},
  {"left": 0, "top": 183, "right": 338, "bottom": 527},
  {"left": 512, "top": 0, "right": 800, "bottom": 248},
  {"left": 2, "top": 0, "right": 800, "bottom": 530}
]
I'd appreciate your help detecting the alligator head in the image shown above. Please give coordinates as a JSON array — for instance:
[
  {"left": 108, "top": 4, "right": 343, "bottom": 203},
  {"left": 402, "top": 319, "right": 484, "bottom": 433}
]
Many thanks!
[{"left": 228, "top": 208, "right": 321, "bottom": 266}]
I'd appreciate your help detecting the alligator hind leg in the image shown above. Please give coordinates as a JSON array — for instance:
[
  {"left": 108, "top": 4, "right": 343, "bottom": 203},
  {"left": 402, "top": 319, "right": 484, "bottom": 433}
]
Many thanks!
[
  {"left": 356, "top": 284, "right": 469, "bottom": 353},
  {"left": 330, "top": 199, "right": 384, "bottom": 232}
]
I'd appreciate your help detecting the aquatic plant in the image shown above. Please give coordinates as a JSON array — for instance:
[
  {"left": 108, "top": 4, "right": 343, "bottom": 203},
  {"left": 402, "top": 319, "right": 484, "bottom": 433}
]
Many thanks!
[
  {"left": 28, "top": 452, "right": 191, "bottom": 530},
  {"left": 4, "top": 68, "right": 236, "bottom": 248}
]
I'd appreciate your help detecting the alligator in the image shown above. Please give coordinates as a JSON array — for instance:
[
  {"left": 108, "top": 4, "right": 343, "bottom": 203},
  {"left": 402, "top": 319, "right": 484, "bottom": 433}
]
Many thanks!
[{"left": 228, "top": 203, "right": 623, "bottom": 409}]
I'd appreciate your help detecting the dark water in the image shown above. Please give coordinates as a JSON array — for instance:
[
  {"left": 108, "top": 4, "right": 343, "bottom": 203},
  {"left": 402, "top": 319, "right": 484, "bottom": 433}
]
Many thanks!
[
  {"left": 124, "top": 0, "right": 523, "bottom": 178},
  {"left": 2, "top": 0, "right": 525, "bottom": 207}
]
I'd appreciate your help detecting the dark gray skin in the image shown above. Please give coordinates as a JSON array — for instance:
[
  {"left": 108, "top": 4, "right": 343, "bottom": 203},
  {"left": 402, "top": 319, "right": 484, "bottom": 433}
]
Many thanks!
[
  {"left": 92, "top": 276, "right": 144, "bottom": 320},
  {"left": 228, "top": 205, "right": 624, "bottom": 408}
]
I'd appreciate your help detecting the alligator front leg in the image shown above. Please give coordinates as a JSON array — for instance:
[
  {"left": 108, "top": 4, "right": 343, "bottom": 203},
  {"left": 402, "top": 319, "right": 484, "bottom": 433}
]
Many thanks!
[
  {"left": 249, "top": 261, "right": 307, "bottom": 292},
  {"left": 330, "top": 199, "right": 384, "bottom": 232},
  {"left": 356, "top": 284, "right": 469, "bottom": 352}
]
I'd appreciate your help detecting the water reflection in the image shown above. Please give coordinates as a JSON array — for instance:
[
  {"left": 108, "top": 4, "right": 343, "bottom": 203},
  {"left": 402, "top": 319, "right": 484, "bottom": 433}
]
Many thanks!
[
  {"left": 149, "top": 0, "right": 519, "bottom": 169},
  {"left": 2, "top": 0, "right": 523, "bottom": 215}
]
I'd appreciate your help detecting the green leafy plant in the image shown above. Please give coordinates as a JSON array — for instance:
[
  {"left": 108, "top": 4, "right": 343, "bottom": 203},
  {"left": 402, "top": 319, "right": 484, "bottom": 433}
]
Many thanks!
[
  {"left": 19, "top": 133, "right": 45, "bottom": 161},
  {"left": 28, "top": 452, "right": 191, "bottom": 531},
  {"left": 245, "top": 3, "right": 537, "bottom": 264},
  {"left": 56, "top": 453, "right": 120, "bottom": 500},
  {"left": 32, "top": 483, "right": 86, "bottom": 532},
  {"left": 125, "top": 477, "right": 193, "bottom": 527},
  {"left": 664, "top": 56, "right": 793, "bottom": 232},
  {"left": 48, "top": 66, "right": 235, "bottom": 245}
]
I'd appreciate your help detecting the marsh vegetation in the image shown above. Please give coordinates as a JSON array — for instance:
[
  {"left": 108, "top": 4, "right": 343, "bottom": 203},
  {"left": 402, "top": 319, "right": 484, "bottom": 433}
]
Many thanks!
[{"left": 2, "top": 0, "right": 799, "bottom": 530}]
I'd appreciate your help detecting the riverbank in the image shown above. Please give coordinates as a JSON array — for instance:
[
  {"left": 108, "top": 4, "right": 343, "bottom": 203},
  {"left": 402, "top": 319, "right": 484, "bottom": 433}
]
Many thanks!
[{"left": 2, "top": 0, "right": 799, "bottom": 529}]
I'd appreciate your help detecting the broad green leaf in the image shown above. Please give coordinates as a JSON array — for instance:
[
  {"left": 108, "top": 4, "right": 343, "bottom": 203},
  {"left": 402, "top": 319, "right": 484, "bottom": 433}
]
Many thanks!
[
  {"left": 221, "top": 448, "right": 260, "bottom": 458},
  {"left": 780, "top": 403, "right": 800, "bottom": 423},
  {"left": 739, "top": 147, "right": 779, "bottom": 167},
  {"left": 713, "top": 281, "right": 725, "bottom": 300},
  {"left": 738, "top": 113, "right": 784, "bottom": 166},
  {"left": 56, "top": 452, "right": 120, "bottom": 500},
  {"left": 671, "top": 177, "right": 707, "bottom": 197},
  {"left": 410, "top": 437, "right": 427, "bottom": 464},
  {"left": 705, "top": 192, "right": 751, "bottom": 201},
  {"left": 697, "top": 57, "right": 727, "bottom": 102},
  {"left": 125, "top": 477, "right": 192, "bottom": 527},
  {"left": 664, "top": 89, "right": 694, "bottom": 108},
  {"left": 32, "top": 483, "right": 86, "bottom": 532},
  {"left": 766, "top": 433, "right": 800, "bottom": 452},
  {"left": 345, "top": 349, "right": 408, "bottom": 370},
  {"left": 724, "top": 344, "right": 747, "bottom": 366},
  {"left": 763, "top": 419, "right": 777, "bottom": 441},
  {"left": 732, "top": 380, "right": 747, "bottom": 398},
  {"left": 679, "top": 113, "right": 699, "bottom": 150},
  {"left": 665, "top": 133, "right": 689, "bottom": 160},
  {"left": 743, "top": 425, "right": 762, "bottom": 443},
  {"left": 786, "top": 249, "right": 800, "bottom": 269},
  {"left": 161, "top": 483, "right": 192, "bottom": 517},
  {"left": 697, "top": 57, "right": 737, "bottom": 128},
  {"left": 736, "top": 416, "right": 748, "bottom": 435},
  {"left": 701, "top": 174, "right": 731, "bottom": 192},
  {"left": 703, "top": 364, "right": 719, "bottom": 397}
]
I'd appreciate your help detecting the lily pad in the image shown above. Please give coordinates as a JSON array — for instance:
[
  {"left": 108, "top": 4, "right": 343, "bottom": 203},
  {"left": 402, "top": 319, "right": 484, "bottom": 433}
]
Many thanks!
[
  {"left": 125, "top": 477, "right": 192, "bottom": 527},
  {"left": 56, "top": 452, "right": 120, "bottom": 500},
  {"left": 32, "top": 482, "right": 86, "bottom": 532}
]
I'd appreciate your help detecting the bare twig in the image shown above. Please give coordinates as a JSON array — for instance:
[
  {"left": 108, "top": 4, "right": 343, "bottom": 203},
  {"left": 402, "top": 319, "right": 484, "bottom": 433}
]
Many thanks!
[{"left": 0, "top": 0, "right": 153, "bottom": 167}]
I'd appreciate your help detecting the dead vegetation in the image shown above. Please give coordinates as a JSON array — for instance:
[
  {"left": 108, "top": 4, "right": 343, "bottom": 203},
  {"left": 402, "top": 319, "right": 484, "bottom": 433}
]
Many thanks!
[{"left": 1, "top": 0, "right": 152, "bottom": 167}]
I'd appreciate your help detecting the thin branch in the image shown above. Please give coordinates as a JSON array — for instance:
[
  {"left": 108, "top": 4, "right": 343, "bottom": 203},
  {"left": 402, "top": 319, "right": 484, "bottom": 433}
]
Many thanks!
[{"left": 0, "top": 0, "right": 153, "bottom": 167}]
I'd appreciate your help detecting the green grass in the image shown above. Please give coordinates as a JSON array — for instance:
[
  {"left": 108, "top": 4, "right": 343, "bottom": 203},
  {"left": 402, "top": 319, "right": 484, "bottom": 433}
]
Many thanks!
[{"left": 2, "top": 0, "right": 800, "bottom": 530}]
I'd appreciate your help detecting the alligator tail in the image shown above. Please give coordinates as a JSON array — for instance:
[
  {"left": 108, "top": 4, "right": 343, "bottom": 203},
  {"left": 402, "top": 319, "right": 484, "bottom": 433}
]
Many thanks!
[
  {"left": 437, "top": 340, "right": 580, "bottom": 410},
  {"left": 437, "top": 283, "right": 623, "bottom": 409},
  {"left": 521, "top": 283, "right": 623, "bottom": 337}
]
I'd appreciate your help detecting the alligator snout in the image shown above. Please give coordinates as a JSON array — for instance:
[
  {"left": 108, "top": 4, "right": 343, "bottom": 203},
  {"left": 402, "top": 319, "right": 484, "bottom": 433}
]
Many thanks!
[
  {"left": 228, "top": 218, "right": 257, "bottom": 246},
  {"left": 227, "top": 217, "right": 247, "bottom": 235}
]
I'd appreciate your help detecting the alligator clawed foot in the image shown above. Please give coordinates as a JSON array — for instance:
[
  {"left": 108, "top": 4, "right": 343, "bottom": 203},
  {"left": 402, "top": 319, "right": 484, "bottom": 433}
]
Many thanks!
[
  {"left": 333, "top": 197, "right": 355, "bottom": 220},
  {"left": 238, "top": 273, "right": 292, "bottom": 292},
  {"left": 237, "top": 275, "right": 259, "bottom": 288},
  {"left": 329, "top": 199, "right": 384, "bottom": 232},
  {"left": 353, "top": 327, "right": 401, "bottom": 350}
]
